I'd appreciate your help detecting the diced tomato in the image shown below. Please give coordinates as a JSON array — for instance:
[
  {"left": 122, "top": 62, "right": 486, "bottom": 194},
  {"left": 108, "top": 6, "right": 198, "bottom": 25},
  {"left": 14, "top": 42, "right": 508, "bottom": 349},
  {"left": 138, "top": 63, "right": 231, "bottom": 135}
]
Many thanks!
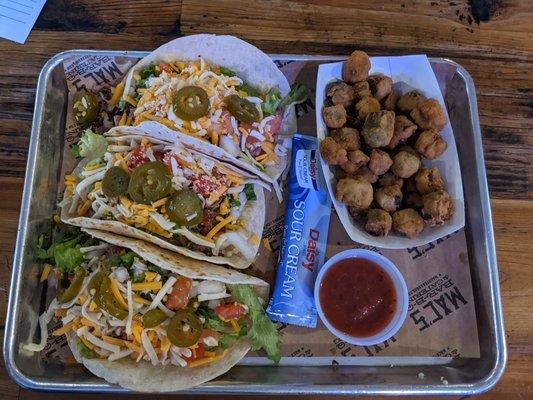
[
  {"left": 245, "top": 134, "right": 260, "bottom": 147},
  {"left": 183, "top": 342, "right": 205, "bottom": 363},
  {"left": 245, "top": 135, "right": 262, "bottom": 156},
  {"left": 201, "top": 329, "right": 220, "bottom": 342},
  {"left": 165, "top": 276, "right": 192, "bottom": 310},
  {"left": 157, "top": 62, "right": 174, "bottom": 74},
  {"left": 193, "top": 175, "right": 223, "bottom": 197},
  {"left": 265, "top": 112, "right": 282, "bottom": 137},
  {"left": 127, "top": 146, "right": 149, "bottom": 169},
  {"left": 153, "top": 150, "right": 165, "bottom": 161},
  {"left": 215, "top": 303, "right": 246, "bottom": 321}
]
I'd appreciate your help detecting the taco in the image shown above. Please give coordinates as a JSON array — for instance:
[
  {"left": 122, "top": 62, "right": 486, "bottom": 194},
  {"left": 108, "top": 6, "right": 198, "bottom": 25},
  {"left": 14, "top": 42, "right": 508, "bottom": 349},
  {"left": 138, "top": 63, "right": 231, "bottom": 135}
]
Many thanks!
[
  {"left": 60, "top": 127, "right": 266, "bottom": 269},
  {"left": 24, "top": 227, "right": 280, "bottom": 392},
  {"left": 117, "top": 34, "right": 305, "bottom": 200}
]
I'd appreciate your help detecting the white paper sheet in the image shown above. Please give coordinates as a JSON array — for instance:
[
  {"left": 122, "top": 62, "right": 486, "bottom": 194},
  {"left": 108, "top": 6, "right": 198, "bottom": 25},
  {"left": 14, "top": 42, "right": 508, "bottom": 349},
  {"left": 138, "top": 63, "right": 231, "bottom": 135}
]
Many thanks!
[
  {"left": 0, "top": 0, "right": 47, "bottom": 44},
  {"left": 315, "top": 55, "right": 465, "bottom": 249}
]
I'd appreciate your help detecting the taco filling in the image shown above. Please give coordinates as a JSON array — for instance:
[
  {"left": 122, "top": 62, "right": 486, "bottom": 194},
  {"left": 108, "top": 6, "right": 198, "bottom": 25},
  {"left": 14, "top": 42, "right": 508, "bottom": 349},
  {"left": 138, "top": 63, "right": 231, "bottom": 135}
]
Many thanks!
[
  {"left": 62, "top": 129, "right": 266, "bottom": 264},
  {"left": 25, "top": 229, "right": 281, "bottom": 367},
  {"left": 119, "top": 59, "right": 306, "bottom": 175}
]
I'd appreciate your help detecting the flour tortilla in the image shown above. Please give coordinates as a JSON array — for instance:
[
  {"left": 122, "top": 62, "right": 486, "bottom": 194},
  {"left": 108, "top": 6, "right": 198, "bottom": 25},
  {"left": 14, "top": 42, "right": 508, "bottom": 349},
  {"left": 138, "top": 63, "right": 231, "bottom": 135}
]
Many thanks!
[
  {"left": 68, "top": 332, "right": 250, "bottom": 393},
  {"left": 67, "top": 229, "right": 269, "bottom": 392},
  {"left": 123, "top": 34, "right": 297, "bottom": 183},
  {"left": 61, "top": 130, "right": 266, "bottom": 269}
]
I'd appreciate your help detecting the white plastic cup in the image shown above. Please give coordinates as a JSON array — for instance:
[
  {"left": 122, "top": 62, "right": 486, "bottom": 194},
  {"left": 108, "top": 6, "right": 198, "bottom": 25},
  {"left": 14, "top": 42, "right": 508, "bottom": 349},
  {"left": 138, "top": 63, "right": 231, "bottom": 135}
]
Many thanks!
[{"left": 314, "top": 249, "right": 408, "bottom": 346}]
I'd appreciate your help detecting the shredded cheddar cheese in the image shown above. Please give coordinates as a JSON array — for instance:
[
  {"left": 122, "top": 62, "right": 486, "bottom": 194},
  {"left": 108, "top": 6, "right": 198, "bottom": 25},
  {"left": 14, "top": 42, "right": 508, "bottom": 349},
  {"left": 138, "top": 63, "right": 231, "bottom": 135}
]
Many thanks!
[
  {"left": 108, "top": 81, "right": 125, "bottom": 108},
  {"left": 131, "top": 281, "right": 162, "bottom": 292},
  {"left": 250, "top": 234, "right": 260, "bottom": 245},
  {"left": 80, "top": 335, "right": 94, "bottom": 350},
  {"left": 206, "top": 215, "right": 235, "bottom": 239},
  {"left": 109, "top": 277, "right": 129, "bottom": 310},
  {"left": 52, "top": 320, "right": 77, "bottom": 336},
  {"left": 40, "top": 263, "right": 51, "bottom": 282},
  {"left": 189, "top": 350, "right": 228, "bottom": 368},
  {"left": 123, "top": 93, "right": 138, "bottom": 107},
  {"left": 230, "top": 319, "right": 240, "bottom": 333}
]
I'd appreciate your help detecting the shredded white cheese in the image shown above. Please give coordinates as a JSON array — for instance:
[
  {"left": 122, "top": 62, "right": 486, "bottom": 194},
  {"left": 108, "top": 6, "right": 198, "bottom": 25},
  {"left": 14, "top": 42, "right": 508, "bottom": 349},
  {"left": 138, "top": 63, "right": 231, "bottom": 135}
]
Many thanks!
[
  {"left": 141, "top": 329, "right": 159, "bottom": 365},
  {"left": 126, "top": 280, "right": 133, "bottom": 336},
  {"left": 148, "top": 276, "right": 177, "bottom": 311}
]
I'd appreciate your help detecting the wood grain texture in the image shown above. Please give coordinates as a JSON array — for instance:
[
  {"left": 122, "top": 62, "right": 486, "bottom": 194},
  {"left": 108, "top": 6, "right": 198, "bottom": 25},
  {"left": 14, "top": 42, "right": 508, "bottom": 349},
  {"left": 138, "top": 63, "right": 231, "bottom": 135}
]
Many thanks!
[{"left": 0, "top": 0, "right": 531, "bottom": 398}]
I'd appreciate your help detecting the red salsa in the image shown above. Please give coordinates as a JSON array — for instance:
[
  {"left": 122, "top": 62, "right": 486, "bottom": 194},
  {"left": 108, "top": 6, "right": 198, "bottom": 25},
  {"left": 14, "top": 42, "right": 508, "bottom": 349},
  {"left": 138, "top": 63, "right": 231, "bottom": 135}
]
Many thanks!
[{"left": 318, "top": 257, "right": 397, "bottom": 337}]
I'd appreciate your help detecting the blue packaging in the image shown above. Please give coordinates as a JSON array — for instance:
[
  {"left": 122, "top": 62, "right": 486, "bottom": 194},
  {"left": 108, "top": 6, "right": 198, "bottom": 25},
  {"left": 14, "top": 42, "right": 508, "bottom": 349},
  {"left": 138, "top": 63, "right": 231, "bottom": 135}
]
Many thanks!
[{"left": 266, "top": 134, "right": 332, "bottom": 328}]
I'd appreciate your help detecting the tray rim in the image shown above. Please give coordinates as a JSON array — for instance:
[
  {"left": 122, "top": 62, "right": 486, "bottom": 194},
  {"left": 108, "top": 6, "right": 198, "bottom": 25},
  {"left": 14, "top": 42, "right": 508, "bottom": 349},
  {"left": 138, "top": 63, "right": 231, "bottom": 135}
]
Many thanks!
[{"left": 3, "top": 49, "right": 506, "bottom": 395}]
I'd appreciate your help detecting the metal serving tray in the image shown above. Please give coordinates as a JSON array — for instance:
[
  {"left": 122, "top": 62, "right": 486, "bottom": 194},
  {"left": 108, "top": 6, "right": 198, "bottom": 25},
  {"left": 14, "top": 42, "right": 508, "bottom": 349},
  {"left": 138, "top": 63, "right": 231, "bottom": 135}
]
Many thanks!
[{"left": 4, "top": 50, "right": 506, "bottom": 395}]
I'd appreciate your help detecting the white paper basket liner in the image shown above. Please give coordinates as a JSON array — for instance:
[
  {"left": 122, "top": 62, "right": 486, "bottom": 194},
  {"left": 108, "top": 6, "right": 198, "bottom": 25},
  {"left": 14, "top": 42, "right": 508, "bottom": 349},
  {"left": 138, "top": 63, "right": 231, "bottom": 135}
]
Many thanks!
[{"left": 315, "top": 55, "right": 465, "bottom": 249}]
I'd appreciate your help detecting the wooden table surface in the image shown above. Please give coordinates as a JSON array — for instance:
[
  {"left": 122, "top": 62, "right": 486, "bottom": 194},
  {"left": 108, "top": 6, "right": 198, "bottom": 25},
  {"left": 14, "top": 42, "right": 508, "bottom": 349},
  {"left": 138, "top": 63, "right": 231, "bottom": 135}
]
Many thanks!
[{"left": 0, "top": 1, "right": 531, "bottom": 399}]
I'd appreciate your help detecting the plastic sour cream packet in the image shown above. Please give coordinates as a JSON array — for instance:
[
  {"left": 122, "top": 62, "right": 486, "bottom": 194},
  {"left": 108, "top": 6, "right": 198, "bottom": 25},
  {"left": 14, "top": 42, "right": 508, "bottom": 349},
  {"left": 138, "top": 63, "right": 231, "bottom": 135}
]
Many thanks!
[{"left": 266, "top": 134, "right": 332, "bottom": 328}]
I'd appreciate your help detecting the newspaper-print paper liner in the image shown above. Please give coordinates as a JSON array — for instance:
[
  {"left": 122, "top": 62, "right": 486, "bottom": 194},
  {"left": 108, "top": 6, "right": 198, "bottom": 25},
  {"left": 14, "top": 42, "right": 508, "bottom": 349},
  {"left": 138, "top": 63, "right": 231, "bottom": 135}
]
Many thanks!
[
  {"left": 39, "top": 55, "right": 479, "bottom": 367},
  {"left": 315, "top": 56, "right": 465, "bottom": 249}
]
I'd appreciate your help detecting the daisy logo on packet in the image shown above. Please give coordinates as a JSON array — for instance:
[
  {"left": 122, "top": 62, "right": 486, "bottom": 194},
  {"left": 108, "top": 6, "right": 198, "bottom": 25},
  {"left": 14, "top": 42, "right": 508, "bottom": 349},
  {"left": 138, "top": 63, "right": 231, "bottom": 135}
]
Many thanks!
[{"left": 266, "top": 134, "right": 332, "bottom": 328}]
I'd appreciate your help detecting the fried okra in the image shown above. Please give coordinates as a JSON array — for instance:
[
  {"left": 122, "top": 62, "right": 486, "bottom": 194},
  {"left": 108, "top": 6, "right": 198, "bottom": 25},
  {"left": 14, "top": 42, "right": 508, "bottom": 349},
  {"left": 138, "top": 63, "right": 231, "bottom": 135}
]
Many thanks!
[
  {"left": 410, "top": 98, "right": 447, "bottom": 131},
  {"left": 330, "top": 127, "right": 360, "bottom": 151},
  {"left": 415, "top": 167, "right": 445, "bottom": 195},
  {"left": 320, "top": 137, "right": 347, "bottom": 165},
  {"left": 340, "top": 150, "right": 369, "bottom": 174},
  {"left": 387, "top": 115, "right": 417, "bottom": 149},
  {"left": 403, "top": 191, "right": 423, "bottom": 210},
  {"left": 391, "top": 148, "right": 421, "bottom": 178},
  {"left": 323, "top": 104, "right": 347, "bottom": 129},
  {"left": 355, "top": 166, "right": 378, "bottom": 184},
  {"left": 355, "top": 96, "right": 381, "bottom": 121},
  {"left": 378, "top": 171, "right": 403, "bottom": 188},
  {"left": 335, "top": 177, "right": 373, "bottom": 210},
  {"left": 368, "top": 74, "right": 393, "bottom": 101},
  {"left": 342, "top": 50, "right": 371, "bottom": 83},
  {"left": 327, "top": 81, "right": 355, "bottom": 108},
  {"left": 375, "top": 185, "right": 403, "bottom": 213},
  {"left": 421, "top": 190, "right": 453, "bottom": 226},
  {"left": 382, "top": 90, "right": 399, "bottom": 111},
  {"left": 361, "top": 110, "right": 395, "bottom": 148},
  {"left": 365, "top": 209, "right": 393, "bottom": 236},
  {"left": 392, "top": 208, "right": 424, "bottom": 238},
  {"left": 368, "top": 149, "right": 393, "bottom": 176},
  {"left": 396, "top": 90, "right": 425, "bottom": 113},
  {"left": 353, "top": 81, "right": 372, "bottom": 101},
  {"left": 414, "top": 129, "right": 447, "bottom": 160}
]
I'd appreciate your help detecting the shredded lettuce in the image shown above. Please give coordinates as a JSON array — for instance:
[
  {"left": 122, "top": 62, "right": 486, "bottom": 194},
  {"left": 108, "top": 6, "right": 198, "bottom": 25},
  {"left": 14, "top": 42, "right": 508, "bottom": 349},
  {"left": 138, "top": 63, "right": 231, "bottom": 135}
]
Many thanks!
[
  {"left": 77, "top": 339, "right": 96, "bottom": 358},
  {"left": 219, "top": 66, "right": 236, "bottom": 77},
  {"left": 132, "top": 272, "right": 145, "bottom": 283},
  {"left": 103, "top": 253, "right": 121, "bottom": 268},
  {"left": 69, "top": 143, "right": 80, "bottom": 158},
  {"left": 37, "top": 235, "right": 84, "bottom": 273},
  {"left": 219, "top": 332, "right": 238, "bottom": 348},
  {"left": 146, "top": 262, "right": 170, "bottom": 278},
  {"left": 227, "top": 195, "right": 241, "bottom": 208},
  {"left": 79, "top": 129, "right": 107, "bottom": 162},
  {"left": 120, "top": 251, "right": 136, "bottom": 267},
  {"left": 229, "top": 284, "right": 281, "bottom": 363},
  {"left": 117, "top": 99, "right": 127, "bottom": 111},
  {"left": 280, "top": 83, "right": 309, "bottom": 108},
  {"left": 261, "top": 83, "right": 309, "bottom": 116},
  {"left": 261, "top": 89, "right": 282, "bottom": 116},
  {"left": 243, "top": 184, "right": 257, "bottom": 201},
  {"left": 197, "top": 306, "right": 226, "bottom": 331},
  {"left": 237, "top": 82, "right": 260, "bottom": 97},
  {"left": 140, "top": 64, "right": 160, "bottom": 80}
]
